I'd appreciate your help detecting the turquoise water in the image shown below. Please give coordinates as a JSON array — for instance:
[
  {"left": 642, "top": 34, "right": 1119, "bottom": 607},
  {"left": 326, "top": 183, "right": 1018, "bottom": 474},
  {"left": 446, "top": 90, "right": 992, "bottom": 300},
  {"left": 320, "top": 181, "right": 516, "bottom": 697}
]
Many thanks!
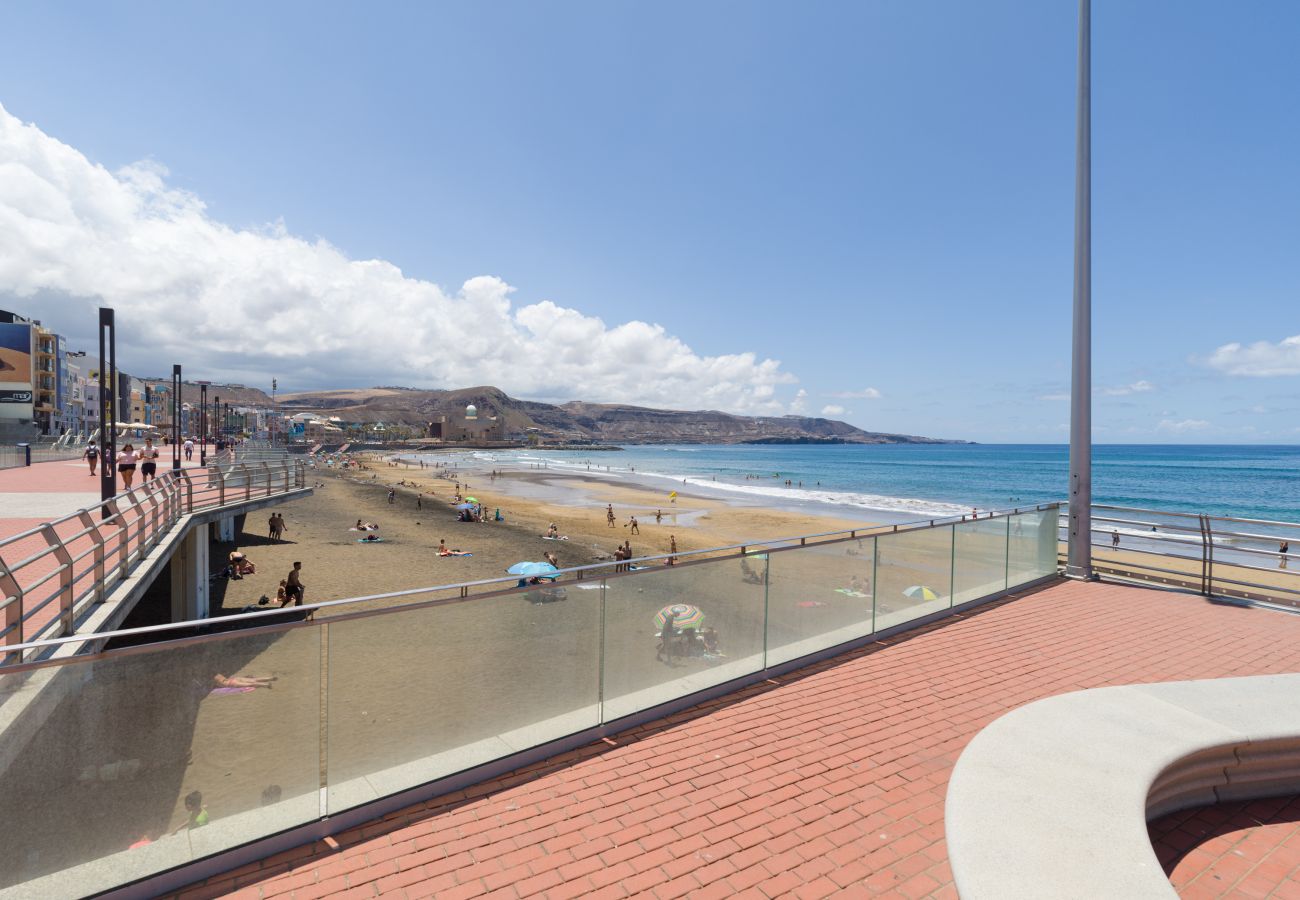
[{"left": 465, "top": 444, "right": 1300, "bottom": 524}]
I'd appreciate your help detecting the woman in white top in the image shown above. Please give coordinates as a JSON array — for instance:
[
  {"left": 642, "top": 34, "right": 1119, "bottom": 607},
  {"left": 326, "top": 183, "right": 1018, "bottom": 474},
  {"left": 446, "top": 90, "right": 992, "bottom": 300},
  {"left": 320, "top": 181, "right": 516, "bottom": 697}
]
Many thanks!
[{"left": 116, "top": 444, "right": 139, "bottom": 490}]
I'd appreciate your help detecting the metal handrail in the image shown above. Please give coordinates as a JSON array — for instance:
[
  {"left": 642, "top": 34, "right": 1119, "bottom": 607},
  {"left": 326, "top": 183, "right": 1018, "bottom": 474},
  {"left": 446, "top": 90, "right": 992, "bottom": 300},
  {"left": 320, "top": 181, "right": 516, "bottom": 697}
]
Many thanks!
[
  {"left": 1060, "top": 504, "right": 1299, "bottom": 607},
  {"left": 0, "top": 459, "right": 308, "bottom": 651},
  {"left": 0, "top": 502, "right": 1062, "bottom": 665}
]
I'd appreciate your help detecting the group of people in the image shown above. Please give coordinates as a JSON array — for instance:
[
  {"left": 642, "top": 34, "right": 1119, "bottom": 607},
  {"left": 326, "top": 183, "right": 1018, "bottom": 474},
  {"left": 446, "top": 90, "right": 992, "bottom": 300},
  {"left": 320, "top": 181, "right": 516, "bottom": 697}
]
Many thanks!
[
  {"left": 266, "top": 513, "right": 287, "bottom": 541},
  {"left": 83, "top": 437, "right": 163, "bottom": 489},
  {"left": 657, "top": 623, "right": 722, "bottom": 666}
]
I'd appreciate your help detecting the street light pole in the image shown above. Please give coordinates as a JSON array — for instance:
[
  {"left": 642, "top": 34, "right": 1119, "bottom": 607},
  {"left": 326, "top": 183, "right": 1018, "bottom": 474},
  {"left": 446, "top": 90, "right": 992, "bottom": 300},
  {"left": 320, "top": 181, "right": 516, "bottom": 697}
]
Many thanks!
[
  {"left": 97, "top": 308, "right": 117, "bottom": 514},
  {"left": 172, "top": 364, "right": 182, "bottom": 472},
  {"left": 1066, "top": 0, "right": 1094, "bottom": 579},
  {"left": 199, "top": 384, "right": 208, "bottom": 465}
]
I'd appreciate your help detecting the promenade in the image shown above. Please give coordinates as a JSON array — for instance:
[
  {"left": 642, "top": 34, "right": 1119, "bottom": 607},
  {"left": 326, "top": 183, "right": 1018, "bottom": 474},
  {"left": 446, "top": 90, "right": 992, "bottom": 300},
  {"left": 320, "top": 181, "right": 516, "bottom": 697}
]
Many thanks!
[{"left": 173, "top": 579, "right": 1300, "bottom": 900}]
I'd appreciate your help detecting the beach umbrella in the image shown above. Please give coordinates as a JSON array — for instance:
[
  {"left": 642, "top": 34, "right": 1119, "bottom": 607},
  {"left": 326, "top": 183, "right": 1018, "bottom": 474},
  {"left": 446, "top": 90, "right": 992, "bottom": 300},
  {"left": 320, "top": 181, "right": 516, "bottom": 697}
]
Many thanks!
[
  {"left": 464, "top": 496, "right": 478, "bottom": 503},
  {"left": 654, "top": 603, "right": 705, "bottom": 632},
  {"left": 903, "top": 585, "right": 940, "bottom": 601},
  {"left": 508, "top": 561, "right": 559, "bottom": 578},
  {"left": 456, "top": 502, "right": 476, "bottom": 510}
]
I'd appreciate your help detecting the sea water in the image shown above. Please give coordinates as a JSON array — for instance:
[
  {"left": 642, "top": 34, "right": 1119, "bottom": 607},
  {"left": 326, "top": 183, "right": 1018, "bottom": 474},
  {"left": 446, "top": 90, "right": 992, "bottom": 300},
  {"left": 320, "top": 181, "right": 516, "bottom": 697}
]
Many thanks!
[{"left": 457, "top": 444, "right": 1300, "bottom": 525}]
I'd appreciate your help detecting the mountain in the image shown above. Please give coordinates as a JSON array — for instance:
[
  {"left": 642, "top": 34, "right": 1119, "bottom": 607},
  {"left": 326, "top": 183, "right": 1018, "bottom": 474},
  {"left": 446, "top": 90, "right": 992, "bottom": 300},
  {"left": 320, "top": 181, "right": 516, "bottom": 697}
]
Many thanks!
[{"left": 276, "top": 386, "right": 965, "bottom": 444}]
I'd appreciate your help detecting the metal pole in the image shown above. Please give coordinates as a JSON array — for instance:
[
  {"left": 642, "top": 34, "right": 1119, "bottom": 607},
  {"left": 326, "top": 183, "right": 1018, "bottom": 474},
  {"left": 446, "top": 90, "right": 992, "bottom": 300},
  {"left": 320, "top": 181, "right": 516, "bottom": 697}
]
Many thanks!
[
  {"left": 200, "top": 384, "right": 208, "bottom": 465},
  {"left": 172, "top": 364, "right": 182, "bottom": 472},
  {"left": 1066, "top": 0, "right": 1094, "bottom": 580},
  {"left": 98, "top": 308, "right": 117, "bottom": 513}
]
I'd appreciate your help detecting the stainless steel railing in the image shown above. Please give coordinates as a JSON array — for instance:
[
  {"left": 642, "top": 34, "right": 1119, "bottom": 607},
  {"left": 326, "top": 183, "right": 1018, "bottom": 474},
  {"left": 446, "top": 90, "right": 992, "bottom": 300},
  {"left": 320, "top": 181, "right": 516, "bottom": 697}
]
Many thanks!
[
  {"left": 0, "top": 459, "right": 308, "bottom": 653},
  {"left": 1060, "top": 504, "right": 1300, "bottom": 609}
]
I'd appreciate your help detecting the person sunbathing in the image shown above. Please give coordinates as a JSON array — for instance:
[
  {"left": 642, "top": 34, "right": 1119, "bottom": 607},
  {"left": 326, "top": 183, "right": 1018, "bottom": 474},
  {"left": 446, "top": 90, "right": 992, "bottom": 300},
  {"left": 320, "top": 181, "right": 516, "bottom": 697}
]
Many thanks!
[
  {"left": 228, "top": 552, "right": 255, "bottom": 577},
  {"left": 439, "top": 545, "right": 471, "bottom": 556},
  {"left": 213, "top": 673, "right": 276, "bottom": 690}
]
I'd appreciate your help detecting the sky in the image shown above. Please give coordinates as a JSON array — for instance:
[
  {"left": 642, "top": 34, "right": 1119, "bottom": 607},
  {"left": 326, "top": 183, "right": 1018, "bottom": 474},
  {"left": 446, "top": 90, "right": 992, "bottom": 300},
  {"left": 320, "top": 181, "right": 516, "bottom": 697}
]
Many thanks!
[{"left": 0, "top": 1, "right": 1297, "bottom": 443}]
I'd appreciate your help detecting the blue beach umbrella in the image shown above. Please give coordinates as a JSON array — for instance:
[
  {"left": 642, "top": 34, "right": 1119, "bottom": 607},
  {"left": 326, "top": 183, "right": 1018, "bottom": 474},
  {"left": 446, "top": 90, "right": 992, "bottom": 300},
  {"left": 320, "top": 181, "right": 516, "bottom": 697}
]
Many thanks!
[
  {"left": 456, "top": 502, "right": 476, "bottom": 510},
  {"left": 508, "top": 561, "right": 559, "bottom": 579}
]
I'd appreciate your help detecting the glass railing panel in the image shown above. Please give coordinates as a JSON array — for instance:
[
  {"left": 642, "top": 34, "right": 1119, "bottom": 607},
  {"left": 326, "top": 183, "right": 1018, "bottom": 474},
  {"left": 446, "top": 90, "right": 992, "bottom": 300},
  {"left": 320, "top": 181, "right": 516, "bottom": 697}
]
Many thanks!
[
  {"left": 874, "top": 525, "right": 954, "bottom": 631},
  {"left": 325, "top": 585, "right": 601, "bottom": 816},
  {"left": 1008, "top": 507, "right": 1060, "bottom": 586},
  {"left": 600, "top": 556, "right": 766, "bottom": 723},
  {"left": 766, "top": 536, "right": 876, "bottom": 666},
  {"left": 953, "top": 517, "right": 1009, "bottom": 605},
  {"left": 0, "top": 625, "right": 321, "bottom": 896}
]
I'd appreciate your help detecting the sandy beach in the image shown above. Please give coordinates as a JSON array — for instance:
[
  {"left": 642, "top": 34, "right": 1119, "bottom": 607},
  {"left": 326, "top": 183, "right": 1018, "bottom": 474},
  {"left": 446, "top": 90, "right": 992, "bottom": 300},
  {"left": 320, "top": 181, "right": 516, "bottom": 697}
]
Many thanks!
[{"left": 208, "top": 453, "right": 881, "bottom": 615}]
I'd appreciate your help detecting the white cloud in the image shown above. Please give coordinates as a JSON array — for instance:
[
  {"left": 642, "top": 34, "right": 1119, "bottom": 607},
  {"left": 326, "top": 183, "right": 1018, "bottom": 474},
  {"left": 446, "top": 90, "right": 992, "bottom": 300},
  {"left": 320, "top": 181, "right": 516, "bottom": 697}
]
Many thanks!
[
  {"left": 788, "top": 389, "right": 808, "bottom": 414},
  {"left": 1207, "top": 335, "right": 1300, "bottom": 377},
  {"left": 1101, "top": 380, "right": 1155, "bottom": 396},
  {"left": 820, "top": 404, "right": 846, "bottom": 417},
  {"left": 1038, "top": 392, "right": 1070, "bottom": 402},
  {"left": 0, "top": 103, "right": 797, "bottom": 412},
  {"left": 828, "top": 387, "right": 881, "bottom": 400},
  {"left": 1157, "top": 418, "right": 1209, "bottom": 433}
]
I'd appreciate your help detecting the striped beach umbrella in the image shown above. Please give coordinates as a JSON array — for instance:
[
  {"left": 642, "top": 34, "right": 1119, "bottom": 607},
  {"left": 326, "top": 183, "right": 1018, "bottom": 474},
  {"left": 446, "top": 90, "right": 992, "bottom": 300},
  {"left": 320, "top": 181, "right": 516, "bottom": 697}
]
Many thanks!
[
  {"left": 903, "top": 585, "right": 940, "bottom": 601},
  {"left": 654, "top": 604, "right": 705, "bottom": 632}
]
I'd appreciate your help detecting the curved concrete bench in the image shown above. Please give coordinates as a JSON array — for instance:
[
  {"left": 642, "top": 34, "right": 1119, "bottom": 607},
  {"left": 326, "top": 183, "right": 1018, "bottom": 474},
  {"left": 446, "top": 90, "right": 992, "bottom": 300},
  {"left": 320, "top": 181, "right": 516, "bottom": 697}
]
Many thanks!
[{"left": 946, "top": 674, "right": 1300, "bottom": 899}]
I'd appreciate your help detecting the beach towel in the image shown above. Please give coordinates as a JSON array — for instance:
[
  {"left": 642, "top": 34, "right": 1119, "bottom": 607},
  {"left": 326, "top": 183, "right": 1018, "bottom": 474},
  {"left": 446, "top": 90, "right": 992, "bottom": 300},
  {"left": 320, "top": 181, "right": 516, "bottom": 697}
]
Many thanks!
[
  {"left": 208, "top": 686, "right": 256, "bottom": 696},
  {"left": 440, "top": 552, "right": 473, "bottom": 557},
  {"left": 835, "top": 589, "right": 869, "bottom": 598},
  {"left": 356, "top": 538, "right": 385, "bottom": 543},
  {"left": 541, "top": 536, "right": 569, "bottom": 541},
  {"left": 797, "top": 600, "right": 827, "bottom": 608}
]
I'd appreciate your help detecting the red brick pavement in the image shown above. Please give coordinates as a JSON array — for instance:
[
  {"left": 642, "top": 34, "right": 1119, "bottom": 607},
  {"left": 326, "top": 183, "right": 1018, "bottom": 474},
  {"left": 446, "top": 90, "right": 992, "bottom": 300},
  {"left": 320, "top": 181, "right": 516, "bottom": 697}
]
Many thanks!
[
  {"left": 0, "top": 457, "right": 218, "bottom": 642},
  {"left": 173, "top": 579, "right": 1300, "bottom": 900},
  {"left": 1151, "top": 795, "right": 1300, "bottom": 899}
]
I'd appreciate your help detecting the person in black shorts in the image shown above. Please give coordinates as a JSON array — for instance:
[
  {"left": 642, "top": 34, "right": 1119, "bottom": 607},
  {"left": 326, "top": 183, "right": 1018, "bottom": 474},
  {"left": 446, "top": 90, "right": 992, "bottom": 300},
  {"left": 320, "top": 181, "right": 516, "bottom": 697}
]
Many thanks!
[
  {"left": 83, "top": 439, "right": 99, "bottom": 476},
  {"left": 139, "top": 437, "right": 160, "bottom": 482},
  {"left": 284, "top": 562, "right": 305, "bottom": 605}
]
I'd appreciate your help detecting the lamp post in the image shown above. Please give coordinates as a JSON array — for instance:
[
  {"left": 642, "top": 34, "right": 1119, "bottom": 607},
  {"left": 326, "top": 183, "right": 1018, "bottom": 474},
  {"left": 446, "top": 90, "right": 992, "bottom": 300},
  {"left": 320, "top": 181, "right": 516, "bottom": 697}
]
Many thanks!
[
  {"left": 171, "top": 364, "right": 182, "bottom": 472},
  {"left": 97, "top": 307, "right": 117, "bottom": 514},
  {"left": 199, "top": 383, "right": 209, "bottom": 465},
  {"left": 1066, "top": 0, "right": 1094, "bottom": 579},
  {"left": 213, "top": 395, "right": 221, "bottom": 452}
]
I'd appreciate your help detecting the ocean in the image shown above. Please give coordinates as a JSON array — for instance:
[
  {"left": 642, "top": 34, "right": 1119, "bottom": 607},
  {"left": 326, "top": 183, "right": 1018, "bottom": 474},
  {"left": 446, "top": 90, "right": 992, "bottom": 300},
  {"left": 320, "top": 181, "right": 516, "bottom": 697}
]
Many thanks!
[{"left": 450, "top": 444, "right": 1300, "bottom": 525}]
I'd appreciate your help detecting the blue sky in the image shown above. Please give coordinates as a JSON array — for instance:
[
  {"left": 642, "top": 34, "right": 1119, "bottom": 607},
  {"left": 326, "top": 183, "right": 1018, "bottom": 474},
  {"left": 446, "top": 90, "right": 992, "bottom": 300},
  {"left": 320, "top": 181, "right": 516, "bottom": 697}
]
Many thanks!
[{"left": 1, "top": 1, "right": 1297, "bottom": 443}]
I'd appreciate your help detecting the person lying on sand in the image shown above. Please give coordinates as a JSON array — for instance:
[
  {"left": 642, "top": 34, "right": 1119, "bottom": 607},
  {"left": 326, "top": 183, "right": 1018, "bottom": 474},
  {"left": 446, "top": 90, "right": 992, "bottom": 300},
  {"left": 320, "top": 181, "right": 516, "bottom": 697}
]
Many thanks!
[
  {"left": 439, "top": 545, "right": 471, "bottom": 556},
  {"left": 213, "top": 673, "right": 276, "bottom": 690},
  {"left": 360, "top": 533, "right": 382, "bottom": 542}
]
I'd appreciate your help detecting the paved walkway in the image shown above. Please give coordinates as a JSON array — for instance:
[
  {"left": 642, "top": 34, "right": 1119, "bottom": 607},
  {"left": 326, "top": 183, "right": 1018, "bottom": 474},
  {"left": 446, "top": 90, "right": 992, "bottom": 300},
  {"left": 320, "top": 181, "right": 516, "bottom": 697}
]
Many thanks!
[
  {"left": 174, "top": 580, "right": 1300, "bottom": 900},
  {"left": 1151, "top": 795, "right": 1300, "bottom": 899},
  {"left": 0, "top": 454, "right": 217, "bottom": 642}
]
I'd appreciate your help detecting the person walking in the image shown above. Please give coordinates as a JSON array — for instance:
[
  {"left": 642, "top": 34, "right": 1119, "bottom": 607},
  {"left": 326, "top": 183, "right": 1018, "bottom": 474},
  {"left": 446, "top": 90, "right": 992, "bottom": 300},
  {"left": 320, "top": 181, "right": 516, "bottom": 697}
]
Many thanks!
[
  {"left": 1111, "top": 531, "right": 1120, "bottom": 549},
  {"left": 284, "top": 562, "right": 305, "bottom": 605},
  {"left": 273, "top": 514, "right": 286, "bottom": 541},
  {"left": 667, "top": 534, "right": 677, "bottom": 566},
  {"left": 116, "top": 443, "right": 139, "bottom": 490},
  {"left": 626, "top": 516, "right": 640, "bottom": 535},
  {"left": 139, "top": 437, "right": 160, "bottom": 482},
  {"left": 606, "top": 504, "right": 615, "bottom": 527},
  {"left": 1282, "top": 541, "right": 1291, "bottom": 570},
  {"left": 83, "top": 439, "right": 99, "bottom": 476},
  {"left": 183, "top": 437, "right": 194, "bottom": 461},
  {"left": 387, "top": 488, "right": 396, "bottom": 505}
]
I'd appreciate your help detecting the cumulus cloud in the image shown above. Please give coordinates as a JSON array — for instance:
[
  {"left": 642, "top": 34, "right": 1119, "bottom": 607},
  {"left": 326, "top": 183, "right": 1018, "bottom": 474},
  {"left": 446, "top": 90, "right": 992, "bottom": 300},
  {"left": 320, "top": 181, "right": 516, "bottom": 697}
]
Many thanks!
[
  {"left": 1101, "top": 380, "right": 1154, "bottom": 396},
  {"left": 1207, "top": 335, "right": 1300, "bottom": 377},
  {"left": 788, "top": 389, "right": 808, "bottom": 414},
  {"left": 828, "top": 387, "right": 881, "bottom": 399},
  {"left": 0, "top": 103, "right": 797, "bottom": 412},
  {"left": 820, "top": 404, "right": 846, "bottom": 417},
  {"left": 1157, "top": 418, "right": 1209, "bottom": 433}
]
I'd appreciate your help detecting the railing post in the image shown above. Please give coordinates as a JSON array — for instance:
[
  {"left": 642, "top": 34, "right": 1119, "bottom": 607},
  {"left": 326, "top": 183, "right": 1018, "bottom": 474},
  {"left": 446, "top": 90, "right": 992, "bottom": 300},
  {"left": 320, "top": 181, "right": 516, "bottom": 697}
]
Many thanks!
[
  {"left": 40, "top": 525, "right": 75, "bottom": 636},
  {"left": 0, "top": 550, "right": 25, "bottom": 649},
  {"left": 179, "top": 468, "right": 194, "bottom": 513},
  {"left": 240, "top": 464, "right": 252, "bottom": 501},
  {"left": 261, "top": 461, "right": 272, "bottom": 497},
  {"left": 143, "top": 486, "right": 161, "bottom": 551},
  {"left": 77, "top": 510, "right": 107, "bottom": 605},
  {"left": 105, "top": 499, "right": 127, "bottom": 582},
  {"left": 1203, "top": 515, "right": 1216, "bottom": 597},
  {"left": 217, "top": 466, "right": 226, "bottom": 507}
]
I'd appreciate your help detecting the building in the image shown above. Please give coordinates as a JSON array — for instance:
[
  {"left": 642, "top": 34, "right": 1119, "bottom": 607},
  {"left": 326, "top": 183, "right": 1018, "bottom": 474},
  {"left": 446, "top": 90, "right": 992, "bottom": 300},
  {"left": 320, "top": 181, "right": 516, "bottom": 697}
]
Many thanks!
[{"left": 426, "top": 403, "right": 505, "bottom": 442}]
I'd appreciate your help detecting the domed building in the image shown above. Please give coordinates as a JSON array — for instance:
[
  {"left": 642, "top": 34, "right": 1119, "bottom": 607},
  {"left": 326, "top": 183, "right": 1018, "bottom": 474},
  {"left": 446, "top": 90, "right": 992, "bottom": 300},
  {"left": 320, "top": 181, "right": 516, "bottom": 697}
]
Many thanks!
[{"left": 425, "top": 401, "right": 503, "bottom": 442}]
